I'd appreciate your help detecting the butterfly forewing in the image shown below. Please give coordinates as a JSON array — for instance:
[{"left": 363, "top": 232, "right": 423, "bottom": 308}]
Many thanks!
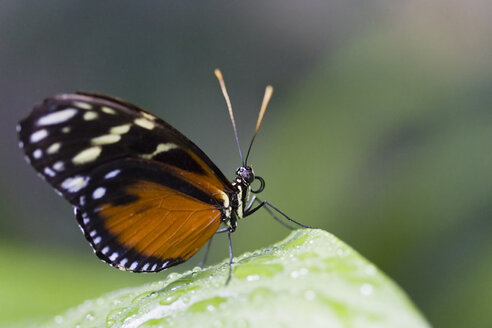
[{"left": 18, "top": 93, "right": 232, "bottom": 271}]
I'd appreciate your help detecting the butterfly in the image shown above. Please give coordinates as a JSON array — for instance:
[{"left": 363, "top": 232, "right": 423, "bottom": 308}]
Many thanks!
[{"left": 17, "top": 70, "right": 312, "bottom": 282}]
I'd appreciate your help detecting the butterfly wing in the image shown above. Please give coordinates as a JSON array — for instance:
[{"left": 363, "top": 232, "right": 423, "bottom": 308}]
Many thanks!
[
  {"left": 18, "top": 93, "right": 232, "bottom": 271},
  {"left": 75, "top": 158, "right": 222, "bottom": 272}
]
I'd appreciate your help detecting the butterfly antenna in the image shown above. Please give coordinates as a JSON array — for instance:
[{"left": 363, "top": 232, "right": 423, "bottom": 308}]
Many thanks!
[
  {"left": 245, "top": 85, "right": 273, "bottom": 165},
  {"left": 215, "top": 69, "right": 244, "bottom": 164}
]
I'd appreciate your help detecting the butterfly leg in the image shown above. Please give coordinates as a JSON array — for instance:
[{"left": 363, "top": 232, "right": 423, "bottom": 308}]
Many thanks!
[
  {"left": 198, "top": 223, "right": 234, "bottom": 268},
  {"left": 244, "top": 195, "right": 257, "bottom": 213},
  {"left": 244, "top": 198, "right": 318, "bottom": 229},
  {"left": 246, "top": 196, "right": 295, "bottom": 230},
  {"left": 211, "top": 226, "right": 235, "bottom": 284},
  {"left": 226, "top": 228, "right": 234, "bottom": 285},
  {"left": 215, "top": 227, "right": 232, "bottom": 233},
  {"left": 198, "top": 237, "right": 213, "bottom": 268}
]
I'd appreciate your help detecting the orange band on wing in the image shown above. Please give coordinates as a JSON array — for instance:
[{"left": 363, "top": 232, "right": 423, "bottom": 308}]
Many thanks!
[{"left": 98, "top": 180, "right": 221, "bottom": 261}]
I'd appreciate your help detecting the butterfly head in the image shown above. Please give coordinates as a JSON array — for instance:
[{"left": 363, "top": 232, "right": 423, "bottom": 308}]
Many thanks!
[
  {"left": 236, "top": 166, "right": 255, "bottom": 184},
  {"left": 236, "top": 166, "right": 265, "bottom": 194}
]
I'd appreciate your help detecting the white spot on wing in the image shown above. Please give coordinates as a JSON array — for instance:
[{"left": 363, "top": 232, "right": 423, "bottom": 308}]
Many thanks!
[
  {"left": 104, "top": 169, "right": 120, "bottom": 179},
  {"left": 101, "top": 106, "right": 116, "bottom": 115},
  {"left": 37, "top": 108, "right": 77, "bottom": 126},
  {"left": 141, "top": 143, "right": 178, "bottom": 159},
  {"left": 93, "top": 236, "right": 101, "bottom": 244},
  {"left": 134, "top": 118, "right": 155, "bottom": 130},
  {"left": 53, "top": 161, "right": 64, "bottom": 171},
  {"left": 61, "top": 176, "right": 89, "bottom": 193},
  {"left": 120, "top": 258, "right": 128, "bottom": 267},
  {"left": 47, "top": 142, "right": 61, "bottom": 154},
  {"left": 130, "top": 262, "right": 138, "bottom": 270},
  {"left": 91, "top": 134, "right": 121, "bottom": 145},
  {"left": 110, "top": 124, "right": 131, "bottom": 135},
  {"left": 109, "top": 252, "right": 119, "bottom": 261},
  {"left": 18, "top": 141, "right": 24, "bottom": 148},
  {"left": 73, "top": 101, "right": 92, "bottom": 110},
  {"left": 44, "top": 167, "right": 56, "bottom": 177},
  {"left": 33, "top": 149, "right": 42, "bottom": 159},
  {"left": 83, "top": 111, "right": 98, "bottom": 121},
  {"left": 142, "top": 263, "right": 150, "bottom": 271},
  {"left": 102, "top": 246, "right": 110, "bottom": 254},
  {"left": 30, "top": 129, "right": 48, "bottom": 143},
  {"left": 92, "top": 187, "right": 106, "bottom": 199},
  {"left": 151, "top": 263, "right": 157, "bottom": 271},
  {"left": 90, "top": 230, "right": 97, "bottom": 237},
  {"left": 16, "top": 124, "right": 21, "bottom": 132},
  {"left": 62, "top": 127, "right": 71, "bottom": 133},
  {"left": 72, "top": 146, "right": 102, "bottom": 164},
  {"left": 141, "top": 112, "right": 156, "bottom": 120}
]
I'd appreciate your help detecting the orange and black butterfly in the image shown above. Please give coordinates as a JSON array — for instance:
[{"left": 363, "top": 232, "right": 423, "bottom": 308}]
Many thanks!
[{"left": 17, "top": 70, "right": 312, "bottom": 280}]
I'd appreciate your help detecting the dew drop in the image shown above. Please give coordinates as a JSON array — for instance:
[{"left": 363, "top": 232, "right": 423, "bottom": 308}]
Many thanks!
[
  {"left": 336, "top": 249, "right": 346, "bottom": 257},
  {"left": 360, "top": 283, "right": 373, "bottom": 296},
  {"left": 124, "top": 314, "right": 137, "bottom": 324},
  {"left": 246, "top": 274, "right": 260, "bottom": 282},
  {"left": 365, "top": 264, "right": 376, "bottom": 276},
  {"left": 290, "top": 270, "right": 300, "bottom": 278},
  {"left": 168, "top": 272, "right": 180, "bottom": 280},
  {"left": 304, "top": 290, "right": 316, "bottom": 301}
]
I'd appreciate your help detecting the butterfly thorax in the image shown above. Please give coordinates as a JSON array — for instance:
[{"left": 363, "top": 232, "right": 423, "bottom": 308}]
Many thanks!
[{"left": 224, "top": 166, "right": 255, "bottom": 230}]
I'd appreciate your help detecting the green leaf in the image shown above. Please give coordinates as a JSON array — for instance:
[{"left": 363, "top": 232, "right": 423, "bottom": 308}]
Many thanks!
[{"left": 40, "top": 229, "right": 430, "bottom": 328}]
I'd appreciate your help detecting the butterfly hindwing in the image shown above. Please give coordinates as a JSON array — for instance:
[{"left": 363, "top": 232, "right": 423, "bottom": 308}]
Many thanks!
[
  {"left": 18, "top": 93, "right": 232, "bottom": 271},
  {"left": 75, "top": 158, "right": 222, "bottom": 272}
]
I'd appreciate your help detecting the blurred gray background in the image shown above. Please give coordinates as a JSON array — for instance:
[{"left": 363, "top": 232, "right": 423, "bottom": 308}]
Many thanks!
[{"left": 1, "top": 1, "right": 491, "bottom": 326}]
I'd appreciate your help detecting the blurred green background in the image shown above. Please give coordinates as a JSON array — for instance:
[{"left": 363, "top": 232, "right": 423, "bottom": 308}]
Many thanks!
[{"left": 1, "top": 1, "right": 491, "bottom": 327}]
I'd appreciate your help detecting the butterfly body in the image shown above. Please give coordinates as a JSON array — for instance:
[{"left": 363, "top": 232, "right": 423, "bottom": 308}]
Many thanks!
[{"left": 18, "top": 92, "right": 257, "bottom": 272}]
